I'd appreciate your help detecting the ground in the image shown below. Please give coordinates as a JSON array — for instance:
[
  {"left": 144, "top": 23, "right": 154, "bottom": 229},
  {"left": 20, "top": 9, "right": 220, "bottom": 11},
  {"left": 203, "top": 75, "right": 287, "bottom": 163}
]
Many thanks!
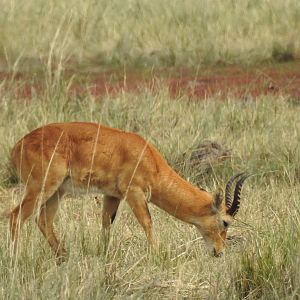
[
  {"left": 1, "top": 61, "right": 300, "bottom": 100},
  {"left": 0, "top": 60, "right": 299, "bottom": 299}
]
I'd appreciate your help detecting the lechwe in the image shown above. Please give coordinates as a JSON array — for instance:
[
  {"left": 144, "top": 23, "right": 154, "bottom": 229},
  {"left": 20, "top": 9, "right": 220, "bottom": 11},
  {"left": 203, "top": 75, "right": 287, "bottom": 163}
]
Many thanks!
[{"left": 8, "top": 122, "right": 249, "bottom": 259}]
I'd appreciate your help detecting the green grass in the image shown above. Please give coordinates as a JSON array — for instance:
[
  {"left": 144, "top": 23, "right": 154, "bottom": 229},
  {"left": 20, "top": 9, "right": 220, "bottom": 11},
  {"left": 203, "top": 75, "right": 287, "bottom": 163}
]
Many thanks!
[
  {"left": 1, "top": 0, "right": 300, "bottom": 72},
  {"left": 0, "top": 76, "right": 299, "bottom": 299}
]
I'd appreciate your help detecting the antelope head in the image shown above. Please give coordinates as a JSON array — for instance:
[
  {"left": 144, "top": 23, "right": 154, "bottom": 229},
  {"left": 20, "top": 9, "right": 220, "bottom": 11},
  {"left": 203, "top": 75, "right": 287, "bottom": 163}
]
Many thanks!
[{"left": 197, "top": 173, "right": 250, "bottom": 257}]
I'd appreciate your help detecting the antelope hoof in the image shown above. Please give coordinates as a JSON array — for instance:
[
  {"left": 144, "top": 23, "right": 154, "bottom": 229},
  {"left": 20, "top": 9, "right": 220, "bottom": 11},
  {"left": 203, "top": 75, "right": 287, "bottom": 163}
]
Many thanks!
[{"left": 55, "top": 249, "right": 68, "bottom": 265}]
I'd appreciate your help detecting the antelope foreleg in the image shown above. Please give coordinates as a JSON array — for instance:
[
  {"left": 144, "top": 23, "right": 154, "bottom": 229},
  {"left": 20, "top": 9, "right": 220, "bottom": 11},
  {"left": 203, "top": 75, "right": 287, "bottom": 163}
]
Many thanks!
[{"left": 125, "top": 187, "right": 157, "bottom": 248}]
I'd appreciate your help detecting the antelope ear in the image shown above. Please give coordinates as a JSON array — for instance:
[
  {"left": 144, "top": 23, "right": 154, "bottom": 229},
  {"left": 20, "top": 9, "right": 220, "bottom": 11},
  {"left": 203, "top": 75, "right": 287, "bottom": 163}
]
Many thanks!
[{"left": 213, "top": 188, "right": 223, "bottom": 209}]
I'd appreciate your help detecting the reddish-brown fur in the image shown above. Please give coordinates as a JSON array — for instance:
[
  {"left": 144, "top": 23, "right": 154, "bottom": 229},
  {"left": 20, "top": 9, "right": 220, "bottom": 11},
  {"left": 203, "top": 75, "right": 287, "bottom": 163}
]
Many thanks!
[{"left": 9, "top": 122, "right": 234, "bottom": 259}]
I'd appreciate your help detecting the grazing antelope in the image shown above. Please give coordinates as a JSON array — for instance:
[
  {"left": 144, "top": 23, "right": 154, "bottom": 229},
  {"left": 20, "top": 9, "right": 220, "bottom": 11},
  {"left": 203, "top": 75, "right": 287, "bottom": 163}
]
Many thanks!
[{"left": 8, "top": 122, "right": 249, "bottom": 259}]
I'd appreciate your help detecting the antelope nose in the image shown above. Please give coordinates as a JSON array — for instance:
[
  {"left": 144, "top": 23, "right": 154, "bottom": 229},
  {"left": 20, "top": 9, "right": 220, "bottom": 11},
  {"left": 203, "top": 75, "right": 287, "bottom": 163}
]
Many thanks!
[{"left": 213, "top": 248, "right": 223, "bottom": 257}]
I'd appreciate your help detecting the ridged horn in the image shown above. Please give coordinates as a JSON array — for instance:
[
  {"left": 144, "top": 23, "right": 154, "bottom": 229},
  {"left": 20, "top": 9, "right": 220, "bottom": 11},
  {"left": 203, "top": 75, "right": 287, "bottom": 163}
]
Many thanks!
[
  {"left": 225, "top": 172, "right": 245, "bottom": 209},
  {"left": 227, "top": 174, "right": 250, "bottom": 217}
]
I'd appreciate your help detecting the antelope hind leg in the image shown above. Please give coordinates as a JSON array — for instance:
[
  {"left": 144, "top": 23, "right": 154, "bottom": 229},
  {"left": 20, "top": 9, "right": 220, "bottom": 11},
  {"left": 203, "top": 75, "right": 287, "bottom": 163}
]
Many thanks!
[{"left": 36, "top": 188, "right": 67, "bottom": 261}]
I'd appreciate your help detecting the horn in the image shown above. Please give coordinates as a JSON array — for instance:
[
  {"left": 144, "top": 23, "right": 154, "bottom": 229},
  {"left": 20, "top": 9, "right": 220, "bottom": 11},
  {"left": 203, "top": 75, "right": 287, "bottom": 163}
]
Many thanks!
[
  {"left": 227, "top": 174, "right": 250, "bottom": 217},
  {"left": 225, "top": 172, "right": 245, "bottom": 208}
]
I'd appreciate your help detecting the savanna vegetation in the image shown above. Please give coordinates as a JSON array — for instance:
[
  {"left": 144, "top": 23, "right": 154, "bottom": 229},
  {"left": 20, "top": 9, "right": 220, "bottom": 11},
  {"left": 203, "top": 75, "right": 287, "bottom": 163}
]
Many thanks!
[
  {"left": 0, "top": 0, "right": 299, "bottom": 299},
  {"left": 0, "top": 0, "right": 300, "bottom": 71}
]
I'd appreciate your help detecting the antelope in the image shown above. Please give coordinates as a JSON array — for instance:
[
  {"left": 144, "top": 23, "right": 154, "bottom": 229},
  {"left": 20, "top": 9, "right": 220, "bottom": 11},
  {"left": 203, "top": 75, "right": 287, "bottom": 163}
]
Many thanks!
[{"left": 8, "top": 122, "right": 249, "bottom": 260}]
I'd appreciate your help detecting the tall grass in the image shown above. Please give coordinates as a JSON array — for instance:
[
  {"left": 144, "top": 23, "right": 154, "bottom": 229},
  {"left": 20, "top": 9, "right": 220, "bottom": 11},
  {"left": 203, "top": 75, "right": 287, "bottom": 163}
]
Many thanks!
[
  {"left": 0, "top": 76, "right": 299, "bottom": 298},
  {"left": 1, "top": 0, "right": 300, "bottom": 71},
  {"left": 231, "top": 189, "right": 300, "bottom": 299}
]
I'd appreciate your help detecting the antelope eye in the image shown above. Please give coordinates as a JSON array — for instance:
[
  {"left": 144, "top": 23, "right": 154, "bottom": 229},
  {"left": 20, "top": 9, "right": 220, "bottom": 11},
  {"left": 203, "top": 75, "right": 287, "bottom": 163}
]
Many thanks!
[{"left": 223, "top": 221, "right": 229, "bottom": 229}]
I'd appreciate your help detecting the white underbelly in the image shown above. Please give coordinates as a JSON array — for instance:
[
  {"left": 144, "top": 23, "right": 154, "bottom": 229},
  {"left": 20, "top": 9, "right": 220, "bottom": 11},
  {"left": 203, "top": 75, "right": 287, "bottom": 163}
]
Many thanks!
[{"left": 61, "top": 178, "right": 113, "bottom": 197}]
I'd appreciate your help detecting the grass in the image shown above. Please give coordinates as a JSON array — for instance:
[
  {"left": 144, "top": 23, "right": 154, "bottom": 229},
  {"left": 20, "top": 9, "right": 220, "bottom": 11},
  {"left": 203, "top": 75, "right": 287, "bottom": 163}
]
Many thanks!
[
  {"left": 0, "top": 1, "right": 300, "bottom": 298},
  {"left": 0, "top": 75, "right": 299, "bottom": 299},
  {"left": 1, "top": 0, "right": 300, "bottom": 72}
]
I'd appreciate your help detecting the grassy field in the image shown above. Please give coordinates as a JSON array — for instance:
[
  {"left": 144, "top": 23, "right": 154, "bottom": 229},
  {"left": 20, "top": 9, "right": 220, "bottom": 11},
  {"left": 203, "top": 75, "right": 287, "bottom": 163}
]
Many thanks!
[
  {"left": 0, "top": 77, "right": 299, "bottom": 299},
  {"left": 0, "top": 1, "right": 300, "bottom": 299},
  {"left": 1, "top": 0, "right": 300, "bottom": 71}
]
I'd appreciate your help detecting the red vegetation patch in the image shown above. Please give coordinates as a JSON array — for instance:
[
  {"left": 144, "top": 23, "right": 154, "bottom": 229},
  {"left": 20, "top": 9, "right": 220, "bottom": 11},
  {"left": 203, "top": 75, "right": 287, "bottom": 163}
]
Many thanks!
[
  {"left": 72, "top": 64, "right": 300, "bottom": 100},
  {"left": 168, "top": 73, "right": 300, "bottom": 100},
  {"left": 0, "top": 72, "right": 33, "bottom": 99},
  {"left": 1, "top": 62, "right": 300, "bottom": 100},
  {"left": 168, "top": 68, "right": 300, "bottom": 100}
]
